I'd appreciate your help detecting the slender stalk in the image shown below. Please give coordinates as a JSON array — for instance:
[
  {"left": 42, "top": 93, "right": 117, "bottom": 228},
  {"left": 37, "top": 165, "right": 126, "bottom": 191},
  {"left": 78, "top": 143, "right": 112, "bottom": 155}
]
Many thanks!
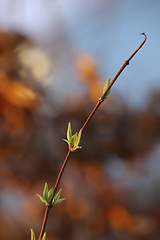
[
  {"left": 38, "top": 149, "right": 71, "bottom": 240},
  {"left": 53, "top": 148, "right": 71, "bottom": 195},
  {"left": 38, "top": 206, "right": 50, "bottom": 240},
  {"left": 38, "top": 33, "right": 147, "bottom": 240},
  {"left": 81, "top": 100, "right": 102, "bottom": 131},
  {"left": 82, "top": 33, "right": 147, "bottom": 130}
]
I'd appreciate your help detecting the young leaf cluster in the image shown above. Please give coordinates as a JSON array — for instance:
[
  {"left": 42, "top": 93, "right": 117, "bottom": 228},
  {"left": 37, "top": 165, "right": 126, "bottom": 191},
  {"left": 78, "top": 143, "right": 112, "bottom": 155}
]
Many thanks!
[
  {"left": 31, "top": 229, "right": 46, "bottom": 240},
  {"left": 63, "top": 122, "right": 82, "bottom": 151},
  {"left": 36, "top": 183, "right": 65, "bottom": 206}
]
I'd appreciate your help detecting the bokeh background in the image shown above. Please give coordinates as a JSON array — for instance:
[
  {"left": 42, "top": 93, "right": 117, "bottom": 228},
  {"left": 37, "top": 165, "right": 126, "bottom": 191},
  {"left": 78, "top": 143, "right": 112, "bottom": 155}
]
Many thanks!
[{"left": 0, "top": 0, "right": 160, "bottom": 240}]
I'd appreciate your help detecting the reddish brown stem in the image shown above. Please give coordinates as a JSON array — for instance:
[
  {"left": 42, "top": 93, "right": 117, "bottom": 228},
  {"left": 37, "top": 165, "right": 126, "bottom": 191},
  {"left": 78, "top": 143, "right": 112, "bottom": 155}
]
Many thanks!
[
  {"left": 38, "top": 149, "right": 71, "bottom": 240},
  {"left": 38, "top": 33, "right": 147, "bottom": 240},
  {"left": 82, "top": 33, "right": 147, "bottom": 130},
  {"left": 53, "top": 148, "right": 71, "bottom": 195},
  {"left": 38, "top": 206, "right": 50, "bottom": 240}
]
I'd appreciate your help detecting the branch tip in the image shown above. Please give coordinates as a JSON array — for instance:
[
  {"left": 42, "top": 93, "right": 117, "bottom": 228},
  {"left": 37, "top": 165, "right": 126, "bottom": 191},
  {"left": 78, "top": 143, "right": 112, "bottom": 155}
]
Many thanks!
[{"left": 139, "top": 32, "right": 147, "bottom": 40}]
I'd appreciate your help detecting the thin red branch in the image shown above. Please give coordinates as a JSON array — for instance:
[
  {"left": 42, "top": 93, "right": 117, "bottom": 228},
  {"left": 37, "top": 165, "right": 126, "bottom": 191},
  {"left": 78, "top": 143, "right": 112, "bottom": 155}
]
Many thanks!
[
  {"left": 82, "top": 33, "right": 147, "bottom": 130},
  {"left": 38, "top": 149, "right": 71, "bottom": 240},
  {"left": 38, "top": 33, "right": 147, "bottom": 240}
]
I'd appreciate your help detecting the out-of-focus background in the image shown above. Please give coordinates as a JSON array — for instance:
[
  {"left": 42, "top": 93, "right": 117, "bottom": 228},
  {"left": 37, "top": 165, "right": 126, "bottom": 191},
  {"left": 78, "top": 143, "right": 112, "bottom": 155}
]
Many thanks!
[{"left": 0, "top": 0, "right": 160, "bottom": 240}]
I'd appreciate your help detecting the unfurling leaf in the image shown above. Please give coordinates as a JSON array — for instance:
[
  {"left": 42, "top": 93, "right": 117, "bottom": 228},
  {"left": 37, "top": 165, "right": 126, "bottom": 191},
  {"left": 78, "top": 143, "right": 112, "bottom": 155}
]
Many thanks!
[
  {"left": 43, "top": 183, "right": 49, "bottom": 202},
  {"left": 70, "top": 132, "right": 78, "bottom": 146},
  {"left": 54, "top": 198, "right": 66, "bottom": 204},
  {"left": 72, "top": 128, "right": 82, "bottom": 151},
  {"left": 48, "top": 188, "right": 54, "bottom": 201},
  {"left": 31, "top": 228, "right": 36, "bottom": 240},
  {"left": 52, "top": 188, "right": 66, "bottom": 205},
  {"left": 103, "top": 77, "right": 111, "bottom": 100},
  {"left": 67, "top": 122, "right": 72, "bottom": 140},
  {"left": 36, "top": 194, "right": 48, "bottom": 205},
  {"left": 63, "top": 122, "right": 73, "bottom": 147},
  {"left": 74, "top": 129, "right": 82, "bottom": 147},
  {"left": 53, "top": 188, "right": 62, "bottom": 203}
]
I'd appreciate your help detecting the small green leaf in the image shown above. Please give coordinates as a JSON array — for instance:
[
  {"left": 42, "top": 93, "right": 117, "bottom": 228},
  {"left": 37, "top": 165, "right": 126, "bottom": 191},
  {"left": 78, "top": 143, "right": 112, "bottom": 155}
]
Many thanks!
[
  {"left": 48, "top": 188, "right": 54, "bottom": 201},
  {"left": 78, "top": 128, "right": 82, "bottom": 142},
  {"left": 54, "top": 198, "right": 66, "bottom": 205},
  {"left": 75, "top": 129, "right": 82, "bottom": 147},
  {"left": 36, "top": 194, "right": 48, "bottom": 205},
  {"left": 41, "top": 232, "right": 46, "bottom": 240},
  {"left": 53, "top": 189, "right": 66, "bottom": 205},
  {"left": 53, "top": 188, "right": 62, "bottom": 203},
  {"left": 31, "top": 228, "right": 36, "bottom": 240},
  {"left": 67, "top": 122, "right": 72, "bottom": 140},
  {"left": 71, "top": 132, "right": 78, "bottom": 146},
  {"left": 43, "top": 183, "right": 49, "bottom": 202},
  {"left": 103, "top": 77, "right": 111, "bottom": 100}
]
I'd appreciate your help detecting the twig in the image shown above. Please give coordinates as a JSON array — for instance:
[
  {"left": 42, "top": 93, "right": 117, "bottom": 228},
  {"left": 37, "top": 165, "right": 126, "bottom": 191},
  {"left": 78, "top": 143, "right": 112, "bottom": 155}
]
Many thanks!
[
  {"left": 81, "top": 33, "right": 147, "bottom": 131},
  {"left": 38, "top": 148, "right": 71, "bottom": 240},
  {"left": 38, "top": 33, "right": 147, "bottom": 240}
]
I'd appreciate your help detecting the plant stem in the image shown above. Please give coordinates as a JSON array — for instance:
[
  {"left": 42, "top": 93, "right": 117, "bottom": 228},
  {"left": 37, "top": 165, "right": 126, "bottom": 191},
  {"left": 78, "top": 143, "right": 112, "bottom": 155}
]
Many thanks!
[
  {"left": 53, "top": 148, "right": 72, "bottom": 195},
  {"left": 38, "top": 149, "right": 71, "bottom": 240},
  {"left": 38, "top": 205, "right": 50, "bottom": 240},
  {"left": 82, "top": 33, "right": 147, "bottom": 130},
  {"left": 38, "top": 33, "right": 147, "bottom": 240}
]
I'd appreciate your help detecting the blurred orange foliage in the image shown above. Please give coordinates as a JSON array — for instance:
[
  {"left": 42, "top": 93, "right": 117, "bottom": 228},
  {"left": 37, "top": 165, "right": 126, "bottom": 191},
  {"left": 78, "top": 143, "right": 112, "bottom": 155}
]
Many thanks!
[
  {"left": 76, "top": 53, "right": 103, "bottom": 103},
  {"left": 65, "top": 196, "right": 89, "bottom": 220},
  {"left": 106, "top": 205, "right": 133, "bottom": 231}
]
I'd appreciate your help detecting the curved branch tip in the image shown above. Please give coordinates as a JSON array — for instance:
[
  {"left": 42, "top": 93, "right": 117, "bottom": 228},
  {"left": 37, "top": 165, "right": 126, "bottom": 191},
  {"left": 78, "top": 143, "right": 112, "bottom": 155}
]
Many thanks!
[{"left": 139, "top": 32, "right": 147, "bottom": 40}]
